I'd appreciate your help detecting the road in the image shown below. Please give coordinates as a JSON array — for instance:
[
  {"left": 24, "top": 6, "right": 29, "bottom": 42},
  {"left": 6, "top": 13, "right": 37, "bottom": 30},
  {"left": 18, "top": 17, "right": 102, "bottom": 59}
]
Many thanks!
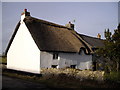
[{"left": 2, "top": 75, "right": 51, "bottom": 90}]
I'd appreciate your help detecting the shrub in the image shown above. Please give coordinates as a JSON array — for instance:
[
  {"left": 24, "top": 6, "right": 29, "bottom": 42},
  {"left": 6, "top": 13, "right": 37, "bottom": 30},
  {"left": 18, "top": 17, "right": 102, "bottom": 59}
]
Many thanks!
[{"left": 104, "top": 71, "right": 120, "bottom": 82}]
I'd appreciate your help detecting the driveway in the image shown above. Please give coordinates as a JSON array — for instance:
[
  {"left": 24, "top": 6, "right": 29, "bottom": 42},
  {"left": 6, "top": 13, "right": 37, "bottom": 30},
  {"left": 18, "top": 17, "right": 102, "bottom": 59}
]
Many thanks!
[{"left": 2, "top": 75, "right": 51, "bottom": 90}]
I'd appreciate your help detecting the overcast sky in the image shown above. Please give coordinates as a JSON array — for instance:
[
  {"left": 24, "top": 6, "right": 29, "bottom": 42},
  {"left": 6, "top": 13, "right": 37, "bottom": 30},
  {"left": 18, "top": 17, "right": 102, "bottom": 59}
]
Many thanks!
[
  {"left": 0, "top": 1, "right": 119, "bottom": 54},
  {"left": 118, "top": 1, "right": 120, "bottom": 23}
]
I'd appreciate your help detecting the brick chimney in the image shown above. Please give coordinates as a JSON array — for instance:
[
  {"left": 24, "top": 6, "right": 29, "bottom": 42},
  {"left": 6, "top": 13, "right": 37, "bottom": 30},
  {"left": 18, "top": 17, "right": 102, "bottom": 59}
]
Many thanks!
[
  {"left": 97, "top": 33, "right": 101, "bottom": 39},
  {"left": 65, "top": 21, "right": 74, "bottom": 30},
  {"left": 21, "top": 9, "right": 30, "bottom": 23}
]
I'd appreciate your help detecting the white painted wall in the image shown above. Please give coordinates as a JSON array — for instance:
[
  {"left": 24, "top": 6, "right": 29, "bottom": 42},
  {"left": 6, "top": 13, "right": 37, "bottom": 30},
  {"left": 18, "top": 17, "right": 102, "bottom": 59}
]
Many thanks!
[
  {"left": 40, "top": 52, "right": 53, "bottom": 68},
  {"left": 40, "top": 51, "right": 92, "bottom": 70},
  {"left": 7, "top": 22, "right": 40, "bottom": 74}
]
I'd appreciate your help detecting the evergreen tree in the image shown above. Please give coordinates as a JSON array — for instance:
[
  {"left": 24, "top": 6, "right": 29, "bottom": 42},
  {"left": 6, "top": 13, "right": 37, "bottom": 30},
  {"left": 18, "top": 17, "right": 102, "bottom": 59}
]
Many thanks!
[
  {"left": 112, "top": 24, "right": 120, "bottom": 71},
  {"left": 104, "top": 28, "right": 112, "bottom": 41},
  {"left": 96, "top": 24, "right": 120, "bottom": 72}
]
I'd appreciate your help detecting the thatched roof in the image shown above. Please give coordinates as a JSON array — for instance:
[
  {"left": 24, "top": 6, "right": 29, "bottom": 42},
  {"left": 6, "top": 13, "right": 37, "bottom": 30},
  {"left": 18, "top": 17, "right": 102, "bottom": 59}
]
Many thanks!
[
  {"left": 24, "top": 16, "right": 86, "bottom": 53},
  {"left": 79, "top": 34, "right": 104, "bottom": 48},
  {"left": 5, "top": 16, "right": 104, "bottom": 55}
]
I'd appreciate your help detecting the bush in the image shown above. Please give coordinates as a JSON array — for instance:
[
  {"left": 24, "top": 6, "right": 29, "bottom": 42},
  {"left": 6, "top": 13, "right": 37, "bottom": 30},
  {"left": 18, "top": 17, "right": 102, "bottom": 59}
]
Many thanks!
[{"left": 105, "top": 71, "right": 120, "bottom": 82}]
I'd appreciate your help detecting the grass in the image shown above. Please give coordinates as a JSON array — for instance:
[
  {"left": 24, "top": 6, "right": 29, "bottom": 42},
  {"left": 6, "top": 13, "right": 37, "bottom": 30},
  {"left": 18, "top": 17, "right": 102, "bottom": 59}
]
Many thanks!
[
  {"left": 2, "top": 69, "right": 120, "bottom": 88},
  {"left": 0, "top": 57, "right": 7, "bottom": 64},
  {"left": 104, "top": 71, "right": 120, "bottom": 83}
]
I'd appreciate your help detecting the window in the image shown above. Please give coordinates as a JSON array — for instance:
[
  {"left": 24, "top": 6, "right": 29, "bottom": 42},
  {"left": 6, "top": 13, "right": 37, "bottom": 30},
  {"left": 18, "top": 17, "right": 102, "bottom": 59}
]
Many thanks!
[
  {"left": 51, "top": 65, "right": 58, "bottom": 68},
  {"left": 53, "top": 53, "right": 58, "bottom": 59},
  {"left": 70, "top": 65, "right": 76, "bottom": 69}
]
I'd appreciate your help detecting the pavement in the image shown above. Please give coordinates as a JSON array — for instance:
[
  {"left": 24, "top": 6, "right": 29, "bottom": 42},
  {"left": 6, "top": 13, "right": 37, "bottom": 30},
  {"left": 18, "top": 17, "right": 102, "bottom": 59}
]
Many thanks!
[{"left": 2, "top": 75, "right": 51, "bottom": 90}]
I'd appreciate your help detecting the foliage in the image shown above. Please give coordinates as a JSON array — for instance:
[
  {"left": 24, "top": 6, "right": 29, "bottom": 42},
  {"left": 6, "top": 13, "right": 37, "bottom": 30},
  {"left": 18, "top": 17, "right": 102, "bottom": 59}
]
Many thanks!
[
  {"left": 104, "top": 28, "right": 112, "bottom": 41},
  {"left": 96, "top": 24, "right": 120, "bottom": 72},
  {"left": 104, "top": 71, "right": 120, "bottom": 83}
]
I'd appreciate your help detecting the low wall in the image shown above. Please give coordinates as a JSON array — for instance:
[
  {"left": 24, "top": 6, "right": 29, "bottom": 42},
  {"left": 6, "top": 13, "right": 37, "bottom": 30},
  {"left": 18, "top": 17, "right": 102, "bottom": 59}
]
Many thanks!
[{"left": 41, "top": 68, "right": 105, "bottom": 81}]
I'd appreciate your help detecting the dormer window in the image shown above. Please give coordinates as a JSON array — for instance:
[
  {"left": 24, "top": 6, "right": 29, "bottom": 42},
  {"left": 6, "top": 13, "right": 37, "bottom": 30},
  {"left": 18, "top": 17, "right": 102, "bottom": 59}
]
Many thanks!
[{"left": 53, "top": 53, "right": 59, "bottom": 60}]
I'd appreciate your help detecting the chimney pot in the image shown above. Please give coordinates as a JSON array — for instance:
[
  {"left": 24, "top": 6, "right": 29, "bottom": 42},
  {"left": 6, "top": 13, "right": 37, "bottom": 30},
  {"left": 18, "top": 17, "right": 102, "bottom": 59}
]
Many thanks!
[
  {"left": 21, "top": 9, "right": 30, "bottom": 23},
  {"left": 24, "top": 9, "right": 27, "bottom": 12},
  {"left": 97, "top": 33, "right": 101, "bottom": 39},
  {"left": 65, "top": 21, "right": 74, "bottom": 30}
]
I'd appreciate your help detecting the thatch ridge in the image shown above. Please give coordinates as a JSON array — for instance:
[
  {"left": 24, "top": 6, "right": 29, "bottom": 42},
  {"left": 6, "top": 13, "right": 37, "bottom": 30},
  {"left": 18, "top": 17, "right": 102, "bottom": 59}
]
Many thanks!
[{"left": 24, "top": 16, "right": 73, "bottom": 30}]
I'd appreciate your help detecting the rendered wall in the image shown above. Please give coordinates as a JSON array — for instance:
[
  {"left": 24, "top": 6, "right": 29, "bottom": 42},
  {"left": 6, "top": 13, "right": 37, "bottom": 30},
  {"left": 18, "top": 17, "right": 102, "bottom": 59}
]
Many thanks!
[
  {"left": 7, "top": 22, "right": 40, "bottom": 74},
  {"left": 40, "top": 51, "right": 92, "bottom": 70}
]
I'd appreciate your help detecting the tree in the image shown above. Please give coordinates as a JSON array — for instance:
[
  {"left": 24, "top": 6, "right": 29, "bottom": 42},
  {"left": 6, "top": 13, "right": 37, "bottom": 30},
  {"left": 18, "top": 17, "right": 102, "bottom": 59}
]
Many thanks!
[
  {"left": 112, "top": 24, "right": 120, "bottom": 72},
  {"left": 104, "top": 28, "right": 112, "bottom": 41},
  {"left": 96, "top": 24, "right": 120, "bottom": 72}
]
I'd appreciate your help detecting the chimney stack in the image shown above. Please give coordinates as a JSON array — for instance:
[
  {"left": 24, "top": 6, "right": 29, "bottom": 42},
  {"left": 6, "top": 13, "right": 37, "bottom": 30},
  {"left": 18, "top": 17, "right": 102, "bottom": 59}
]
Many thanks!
[
  {"left": 24, "top": 9, "right": 27, "bottom": 12},
  {"left": 97, "top": 33, "right": 101, "bottom": 39},
  {"left": 65, "top": 21, "right": 74, "bottom": 30},
  {"left": 21, "top": 9, "right": 30, "bottom": 16},
  {"left": 21, "top": 9, "right": 30, "bottom": 23}
]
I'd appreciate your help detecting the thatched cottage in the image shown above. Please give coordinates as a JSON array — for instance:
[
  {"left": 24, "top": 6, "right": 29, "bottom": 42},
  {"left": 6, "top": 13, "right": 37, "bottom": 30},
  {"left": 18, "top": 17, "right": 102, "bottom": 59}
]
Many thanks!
[{"left": 6, "top": 9, "right": 104, "bottom": 74}]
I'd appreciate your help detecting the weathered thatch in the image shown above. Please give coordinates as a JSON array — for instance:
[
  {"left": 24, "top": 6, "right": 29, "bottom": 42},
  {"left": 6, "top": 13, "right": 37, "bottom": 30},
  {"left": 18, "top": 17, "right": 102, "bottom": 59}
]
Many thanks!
[
  {"left": 79, "top": 34, "right": 104, "bottom": 48},
  {"left": 24, "top": 16, "right": 85, "bottom": 53},
  {"left": 5, "top": 16, "right": 104, "bottom": 55}
]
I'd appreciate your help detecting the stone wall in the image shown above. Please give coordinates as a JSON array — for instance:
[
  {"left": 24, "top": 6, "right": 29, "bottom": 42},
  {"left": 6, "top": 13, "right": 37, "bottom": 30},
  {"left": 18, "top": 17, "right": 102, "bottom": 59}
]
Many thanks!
[{"left": 41, "top": 68, "right": 105, "bottom": 81}]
